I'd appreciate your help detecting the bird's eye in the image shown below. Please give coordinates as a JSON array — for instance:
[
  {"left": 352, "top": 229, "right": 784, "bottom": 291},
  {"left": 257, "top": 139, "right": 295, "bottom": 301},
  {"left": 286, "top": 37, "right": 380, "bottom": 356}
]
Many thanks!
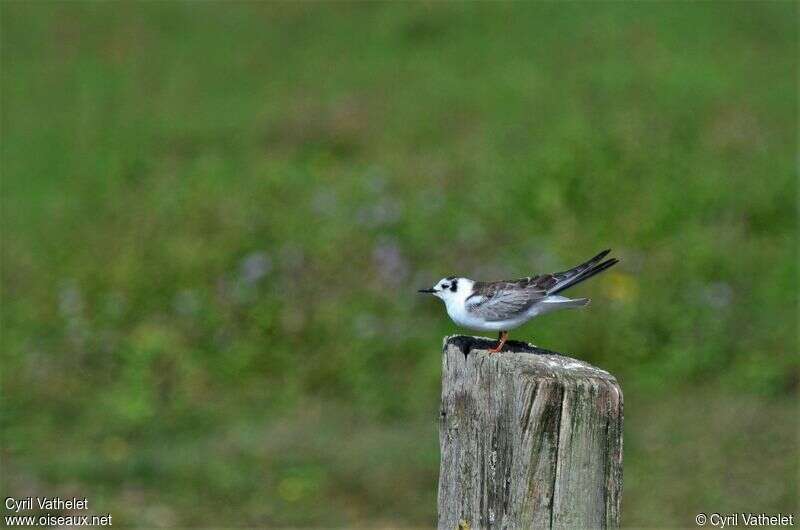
[{"left": 441, "top": 284, "right": 449, "bottom": 290}]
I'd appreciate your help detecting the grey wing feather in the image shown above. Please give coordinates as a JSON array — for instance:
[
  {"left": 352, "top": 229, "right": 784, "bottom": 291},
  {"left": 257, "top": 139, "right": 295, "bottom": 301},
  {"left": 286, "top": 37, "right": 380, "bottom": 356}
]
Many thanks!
[
  {"left": 466, "top": 278, "right": 549, "bottom": 321},
  {"left": 466, "top": 250, "right": 619, "bottom": 322}
]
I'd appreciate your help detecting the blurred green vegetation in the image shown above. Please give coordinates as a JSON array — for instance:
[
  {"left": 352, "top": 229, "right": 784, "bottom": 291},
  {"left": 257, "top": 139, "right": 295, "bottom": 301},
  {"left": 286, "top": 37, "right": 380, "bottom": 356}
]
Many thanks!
[{"left": 1, "top": 2, "right": 797, "bottom": 527}]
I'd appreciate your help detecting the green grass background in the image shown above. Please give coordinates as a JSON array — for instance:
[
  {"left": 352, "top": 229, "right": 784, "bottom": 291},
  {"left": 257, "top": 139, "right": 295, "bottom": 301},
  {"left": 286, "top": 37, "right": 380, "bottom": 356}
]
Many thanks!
[{"left": 2, "top": 2, "right": 797, "bottom": 527}]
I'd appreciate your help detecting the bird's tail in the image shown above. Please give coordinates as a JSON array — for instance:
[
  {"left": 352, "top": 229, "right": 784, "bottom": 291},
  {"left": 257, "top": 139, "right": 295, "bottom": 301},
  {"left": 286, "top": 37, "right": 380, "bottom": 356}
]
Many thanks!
[
  {"left": 547, "top": 249, "right": 619, "bottom": 295},
  {"left": 542, "top": 296, "right": 590, "bottom": 308}
]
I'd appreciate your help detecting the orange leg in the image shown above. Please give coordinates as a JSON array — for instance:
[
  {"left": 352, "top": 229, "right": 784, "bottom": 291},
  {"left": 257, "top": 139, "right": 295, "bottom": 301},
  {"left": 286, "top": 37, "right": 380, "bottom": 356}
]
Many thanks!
[{"left": 488, "top": 330, "right": 508, "bottom": 354}]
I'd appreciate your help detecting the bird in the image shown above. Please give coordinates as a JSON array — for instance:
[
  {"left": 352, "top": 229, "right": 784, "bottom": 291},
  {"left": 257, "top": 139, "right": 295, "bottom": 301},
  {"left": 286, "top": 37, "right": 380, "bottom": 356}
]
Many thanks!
[{"left": 418, "top": 249, "right": 619, "bottom": 353}]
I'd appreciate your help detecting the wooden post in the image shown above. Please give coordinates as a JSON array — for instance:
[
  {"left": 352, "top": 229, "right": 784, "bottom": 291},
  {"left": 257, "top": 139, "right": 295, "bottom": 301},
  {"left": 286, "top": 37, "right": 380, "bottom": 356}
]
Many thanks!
[{"left": 438, "top": 335, "right": 623, "bottom": 530}]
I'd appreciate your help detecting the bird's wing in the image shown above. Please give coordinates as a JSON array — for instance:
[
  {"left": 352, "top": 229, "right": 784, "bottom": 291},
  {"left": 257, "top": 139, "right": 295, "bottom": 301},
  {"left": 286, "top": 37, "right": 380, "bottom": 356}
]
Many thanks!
[
  {"left": 544, "top": 249, "right": 615, "bottom": 295},
  {"left": 466, "top": 276, "right": 552, "bottom": 322},
  {"left": 465, "top": 250, "right": 619, "bottom": 322}
]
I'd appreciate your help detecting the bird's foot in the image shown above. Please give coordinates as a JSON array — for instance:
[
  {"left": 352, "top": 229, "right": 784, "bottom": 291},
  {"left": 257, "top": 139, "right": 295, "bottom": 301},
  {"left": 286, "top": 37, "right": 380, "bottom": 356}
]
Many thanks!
[{"left": 487, "top": 331, "right": 508, "bottom": 354}]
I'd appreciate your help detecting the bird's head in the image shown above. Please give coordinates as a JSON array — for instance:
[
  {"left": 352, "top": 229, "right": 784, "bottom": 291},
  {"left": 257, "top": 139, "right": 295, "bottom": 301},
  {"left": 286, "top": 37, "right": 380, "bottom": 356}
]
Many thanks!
[{"left": 418, "top": 277, "right": 470, "bottom": 302}]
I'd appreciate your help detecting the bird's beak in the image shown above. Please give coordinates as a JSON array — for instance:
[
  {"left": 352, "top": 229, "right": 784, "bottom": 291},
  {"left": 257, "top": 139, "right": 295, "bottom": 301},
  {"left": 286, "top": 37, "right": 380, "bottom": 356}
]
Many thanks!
[{"left": 418, "top": 288, "right": 436, "bottom": 294}]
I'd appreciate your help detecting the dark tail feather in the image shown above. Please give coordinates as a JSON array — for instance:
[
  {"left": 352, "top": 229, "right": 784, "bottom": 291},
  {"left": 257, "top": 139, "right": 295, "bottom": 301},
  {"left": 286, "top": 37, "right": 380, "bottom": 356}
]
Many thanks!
[
  {"left": 548, "top": 252, "right": 619, "bottom": 295},
  {"left": 560, "top": 249, "right": 610, "bottom": 278},
  {"left": 546, "top": 249, "right": 610, "bottom": 288}
]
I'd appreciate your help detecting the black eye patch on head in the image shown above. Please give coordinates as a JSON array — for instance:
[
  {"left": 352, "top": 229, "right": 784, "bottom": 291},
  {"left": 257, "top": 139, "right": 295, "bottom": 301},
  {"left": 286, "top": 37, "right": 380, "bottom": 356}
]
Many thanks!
[{"left": 450, "top": 280, "right": 458, "bottom": 292}]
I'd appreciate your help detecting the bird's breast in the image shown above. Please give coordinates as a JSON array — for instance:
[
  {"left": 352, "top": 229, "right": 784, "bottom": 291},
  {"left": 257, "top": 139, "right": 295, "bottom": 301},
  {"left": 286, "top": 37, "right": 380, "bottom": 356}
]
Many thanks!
[{"left": 446, "top": 302, "right": 509, "bottom": 331}]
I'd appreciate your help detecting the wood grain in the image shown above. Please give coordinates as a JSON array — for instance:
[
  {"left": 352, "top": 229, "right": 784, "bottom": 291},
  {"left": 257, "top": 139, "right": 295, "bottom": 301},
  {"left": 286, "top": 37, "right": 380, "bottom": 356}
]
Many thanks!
[{"left": 438, "top": 336, "right": 623, "bottom": 530}]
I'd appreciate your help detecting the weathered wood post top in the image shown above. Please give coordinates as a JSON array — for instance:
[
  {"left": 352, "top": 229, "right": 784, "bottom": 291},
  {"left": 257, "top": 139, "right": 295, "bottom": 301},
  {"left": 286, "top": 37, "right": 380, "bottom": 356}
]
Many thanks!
[{"left": 438, "top": 335, "right": 623, "bottom": 530}]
